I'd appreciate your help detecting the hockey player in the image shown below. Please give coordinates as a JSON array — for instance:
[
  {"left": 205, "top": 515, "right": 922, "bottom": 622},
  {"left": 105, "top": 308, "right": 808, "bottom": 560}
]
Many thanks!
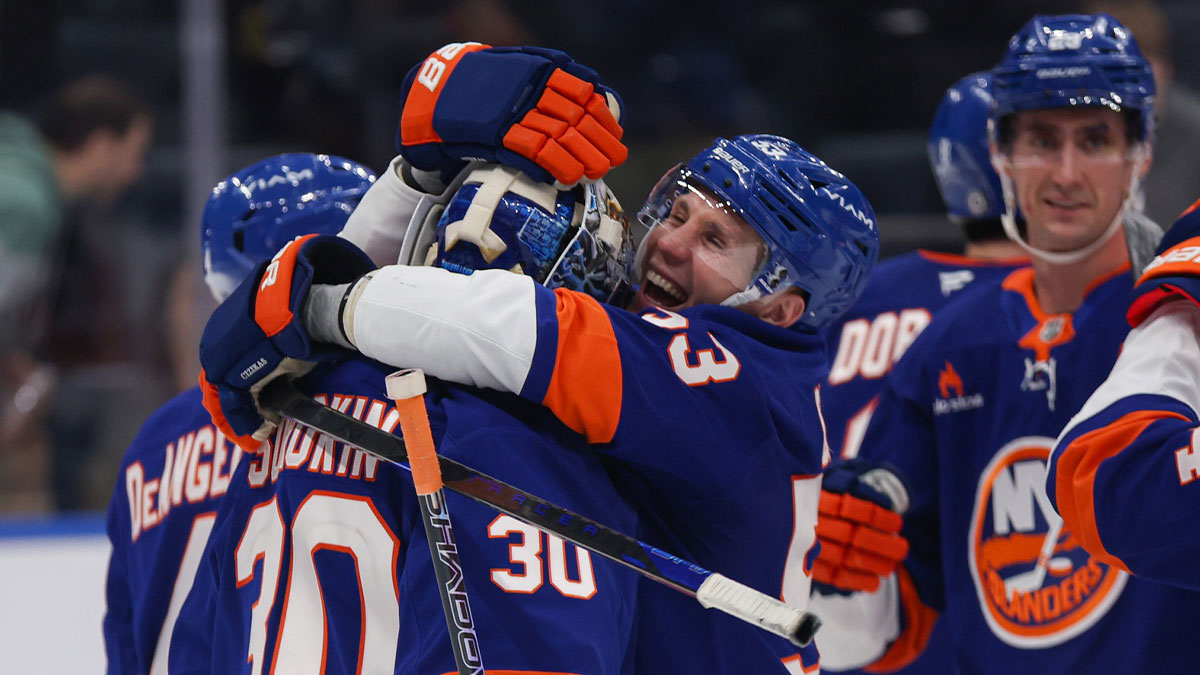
[
  {"left": 1049, "top": 201, "right": 1200, "bottom": 590},
  {"left": 197, "top": 43, "right": 879, "bottom": 674},
  {"left": 171, "top": 169, "right": 640, "bottom": 674},
  {"left": 102, "top": 153, "right": 376, "bottom": 675},
  {"left": 822, "top": 71, "right": 1026, "bottom": 462},
  {"left": 815, "top": 72, "right": 1026, "bottom": 674},
  {"left": 810, "top": 13, "right": 1200, "bottom": 673}
]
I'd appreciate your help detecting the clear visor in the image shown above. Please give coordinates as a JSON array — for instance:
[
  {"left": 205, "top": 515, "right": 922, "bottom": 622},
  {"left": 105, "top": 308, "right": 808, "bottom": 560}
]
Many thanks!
[
  {"left": 636, "top": 166, "right": 769, "bottom": 296},
  {"left": 998, "top": 134, "right": 1139, "bottom": 170}
]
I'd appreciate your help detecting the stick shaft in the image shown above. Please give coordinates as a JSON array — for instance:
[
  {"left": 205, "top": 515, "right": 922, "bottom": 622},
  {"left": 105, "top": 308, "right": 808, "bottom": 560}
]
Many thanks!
[
  {"left": 388, "top": 369, "right": 482, "bottom": 675},
  {"left": 416, "top": 490, "right": 484, "bottom": 674},
  {"left": 259, "top": 377, "right": 820, "bottom": 647}
]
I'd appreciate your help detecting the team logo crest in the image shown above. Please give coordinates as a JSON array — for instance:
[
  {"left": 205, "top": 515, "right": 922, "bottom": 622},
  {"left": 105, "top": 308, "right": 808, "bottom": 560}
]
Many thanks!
[
  {"left": 1038, "top": 317, "right": 1067, "bottom": 343},
  {"left": 969, "top": 437, "right": 1127, "bottom": 648}
]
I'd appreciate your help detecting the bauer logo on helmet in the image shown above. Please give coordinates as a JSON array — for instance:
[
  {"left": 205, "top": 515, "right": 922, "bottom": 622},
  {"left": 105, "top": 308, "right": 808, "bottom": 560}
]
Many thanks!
[{"left": 1035, "top": 67, "right": 1091, "bottom": 80}]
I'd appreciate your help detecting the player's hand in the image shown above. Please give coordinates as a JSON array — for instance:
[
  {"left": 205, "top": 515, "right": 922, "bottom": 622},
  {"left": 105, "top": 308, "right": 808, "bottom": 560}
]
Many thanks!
[
  {"left": 813, "top": 459, "right": 910, "bottom": 593},
  {"left": 1129, "top": 201, "right": 1200, "bottom": 326},
  {"left": 198, "top": 234, "right": 376, "bottom": 451},
  {"left": 397, "top": 42, "right": 627, "bottom": 188}
]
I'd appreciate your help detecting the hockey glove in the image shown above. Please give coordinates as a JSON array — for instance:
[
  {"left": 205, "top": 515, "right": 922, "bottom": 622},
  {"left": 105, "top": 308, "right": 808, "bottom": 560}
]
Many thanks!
[
  {"left": 1128, "top": 200, "right": 1200, "bottom": 327},
  {"left": 397, "top": 42, "right": 627, "bottom": 187},
  {"left": 813, "top": 459, "right": 911, "bottom": 593},
  {"left": 199, "top": 234, "right": 376, "bottom": 451}
]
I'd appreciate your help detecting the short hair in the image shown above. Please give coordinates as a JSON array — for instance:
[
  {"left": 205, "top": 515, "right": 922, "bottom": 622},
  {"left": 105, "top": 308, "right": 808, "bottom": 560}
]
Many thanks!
[{"left": 34, "top": 75, "right": 149, "bottom": 152}]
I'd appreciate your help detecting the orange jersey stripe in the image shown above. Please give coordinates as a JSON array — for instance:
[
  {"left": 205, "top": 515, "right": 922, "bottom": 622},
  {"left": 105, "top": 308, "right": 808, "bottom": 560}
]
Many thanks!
[
  {"left": 543, "top": 289, "right": 622, "bottom": 444},
  {"left": 781, "top": 653, "right": 820, "bottom": 673},
  {"left": 1137, "top": 236, "right": 1200, "bottom": 286},
  {"left": 917, "top": 249, "right": 1028, "bottom": 267},
  {"left": 400, "top": 43, "right": 490, "bottom": 146},
  {"left": 1002, "top": 263, "right": 1130, "bottom": 321},
  {"left": 1054, "top": 409, "right": 1187, "bottom": 574},
  {"left": 866, "top": 566, "right": 938, "bottom": 673}
]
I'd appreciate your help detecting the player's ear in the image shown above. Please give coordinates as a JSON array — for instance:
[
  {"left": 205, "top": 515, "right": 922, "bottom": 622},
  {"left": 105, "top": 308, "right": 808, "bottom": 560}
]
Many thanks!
[{"left": 755, "top": 288, "right": 806, "bottom": 328}]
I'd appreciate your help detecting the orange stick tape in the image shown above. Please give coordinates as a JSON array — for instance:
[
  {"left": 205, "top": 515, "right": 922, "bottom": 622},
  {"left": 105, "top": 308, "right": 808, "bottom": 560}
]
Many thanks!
[{"left": 387, "top": 369, "right": 443, "bottom": 495}]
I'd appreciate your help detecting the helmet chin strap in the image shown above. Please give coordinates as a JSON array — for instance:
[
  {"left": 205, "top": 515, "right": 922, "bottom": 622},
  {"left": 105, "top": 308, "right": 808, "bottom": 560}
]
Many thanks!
[
  {"left": 991, "top": 144, "right": 1147, "bottom": 265},
  {"left": 721, "top": 258, "right": 790, "bottom": 308}
]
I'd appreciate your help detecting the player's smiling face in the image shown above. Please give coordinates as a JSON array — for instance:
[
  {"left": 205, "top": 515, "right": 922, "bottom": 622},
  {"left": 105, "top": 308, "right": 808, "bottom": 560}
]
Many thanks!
[
  {"left": 630, "top": 187, "right": 765, "bottom": 312},
  {"left": 1002, "top": 108, "right": 1141, "bottom": 252}
]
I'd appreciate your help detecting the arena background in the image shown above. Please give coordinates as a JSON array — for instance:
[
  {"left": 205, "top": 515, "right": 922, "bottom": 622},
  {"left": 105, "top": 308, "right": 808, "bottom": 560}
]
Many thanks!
[{"left": 2, "top": 0, "right": 1199, "bottom": 670}]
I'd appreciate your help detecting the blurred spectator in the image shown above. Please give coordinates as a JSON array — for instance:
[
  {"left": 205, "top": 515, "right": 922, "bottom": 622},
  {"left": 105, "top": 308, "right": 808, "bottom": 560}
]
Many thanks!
[
  {"left": 0, "top": 75, "right": 152, "bottom": 512},
  {"left": 1085, "top": 0, "right": 1200, "bottom": 226}
]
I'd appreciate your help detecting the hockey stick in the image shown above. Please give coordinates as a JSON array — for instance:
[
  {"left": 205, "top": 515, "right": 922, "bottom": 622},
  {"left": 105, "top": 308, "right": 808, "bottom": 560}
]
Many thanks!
[
  {"left": 386, "top": 369, "right": 483, "bottom": 675},
  {"left": 259, "top": 377, "right": 821, "bottom": 648}
]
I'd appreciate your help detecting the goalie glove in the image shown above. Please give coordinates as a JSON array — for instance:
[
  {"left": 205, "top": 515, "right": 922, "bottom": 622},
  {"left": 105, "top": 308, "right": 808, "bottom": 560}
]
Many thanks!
[
  {"left": 813, "top": 459, "right": 911, "bottom": 593},
  {"left": 1128, "top": 200, "right": 1200, "bottom": 327},
  {"left": 198, "top": 234, "right": 375, "bottom": 451},
  {"left": 397, "top": 42, "right": 627, "bottom": 188}
]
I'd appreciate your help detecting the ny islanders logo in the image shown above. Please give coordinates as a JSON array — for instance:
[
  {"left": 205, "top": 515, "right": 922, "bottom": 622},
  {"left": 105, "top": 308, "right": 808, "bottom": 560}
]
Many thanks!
[{"left": 968, "top": 437, "right": 1127, "bottom": 648}]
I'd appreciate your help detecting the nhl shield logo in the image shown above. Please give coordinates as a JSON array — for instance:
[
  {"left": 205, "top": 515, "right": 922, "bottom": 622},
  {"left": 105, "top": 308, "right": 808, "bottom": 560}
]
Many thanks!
[{"left": 968, "top": 437, "right": 1127, "bottom": 648}]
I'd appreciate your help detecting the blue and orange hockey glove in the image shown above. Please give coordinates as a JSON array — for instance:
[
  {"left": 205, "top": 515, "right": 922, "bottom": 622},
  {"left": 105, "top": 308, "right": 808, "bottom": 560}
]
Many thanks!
[
  {"left": 397, "top": 42, "right": 627, "bottom": 188},
  {"left": 813, "top": 459, "right": 911, "bottom": 593},
  {"left": 198, "top": 234, "right": 375, "bottom": 451},
  {"left": 1128, "top": 199, "right": 1200, "bottom": 327}
]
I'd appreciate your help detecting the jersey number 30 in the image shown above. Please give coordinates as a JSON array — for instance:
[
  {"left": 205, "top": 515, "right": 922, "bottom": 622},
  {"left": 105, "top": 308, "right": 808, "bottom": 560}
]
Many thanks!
[
  {"left": 233, "top": 495, "right": 598, "bottom": 674},
  {"left": 237, "top": 493, "right": 401, "bottom": 675}
]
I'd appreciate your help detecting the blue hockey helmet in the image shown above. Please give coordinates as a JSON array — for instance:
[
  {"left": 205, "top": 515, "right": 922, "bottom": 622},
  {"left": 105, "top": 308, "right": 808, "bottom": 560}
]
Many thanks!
[
  {"left": 989, "top": 14, "right": 1157, "bottom": 265},
  {"left": 636, "top": 134, "right": 879, "bottom": 332},
  {"left": 402, "top": 163, "right": 636, "bottom": 305},
  {"left": 928, "top": 72, "right": 1004, "bottom": 222},
  {"left": 202, "top": 153, "right": 376, "bottom": 301},
  {"left": 990, "top": 13, "right": 1156, "bottom": 144}
]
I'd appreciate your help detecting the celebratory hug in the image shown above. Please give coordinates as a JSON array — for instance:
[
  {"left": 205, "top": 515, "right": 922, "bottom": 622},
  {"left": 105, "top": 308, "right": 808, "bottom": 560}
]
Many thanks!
[
  {"left": 104, "top": 11, "right": 1200, "bottom": 675},
  {"left": 103, "top": 39, "right": 877, "bottom": 675}
]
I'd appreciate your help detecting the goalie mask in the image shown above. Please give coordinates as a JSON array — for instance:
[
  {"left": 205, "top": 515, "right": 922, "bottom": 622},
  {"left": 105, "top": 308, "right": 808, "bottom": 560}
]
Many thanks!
[{"left": 401, "top": 163, "right": 636, "bottom": 305}]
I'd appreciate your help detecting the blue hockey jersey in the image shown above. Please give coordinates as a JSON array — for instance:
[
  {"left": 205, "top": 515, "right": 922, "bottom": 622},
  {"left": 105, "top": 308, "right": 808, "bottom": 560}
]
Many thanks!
[
  {"left": 1050, "top": 298, "right": 1200, "bottom": 590},
  {"left": 823, "top": 250, "right": 1027, "bottom": 460},
  {"left": 345, "top": 267, "right": 830, "bottom": 672},
  {"left": 579, "top": 304, "right": 829, "bottom": 675},
  {"left": 169, "top": 357, "right": 638, "bottom": 675},
  {"left": 1049, "top": 225, "right": 1200, "bottom": 591},
  {"left": 819, "top": 250, "right": 1024, "bottom": 674},
  {"left": 817, "top": 265, "right": 1200, "bottom": 672},
  {"left": 103, "top": 386, "right": 244, "bottom": 675}
]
